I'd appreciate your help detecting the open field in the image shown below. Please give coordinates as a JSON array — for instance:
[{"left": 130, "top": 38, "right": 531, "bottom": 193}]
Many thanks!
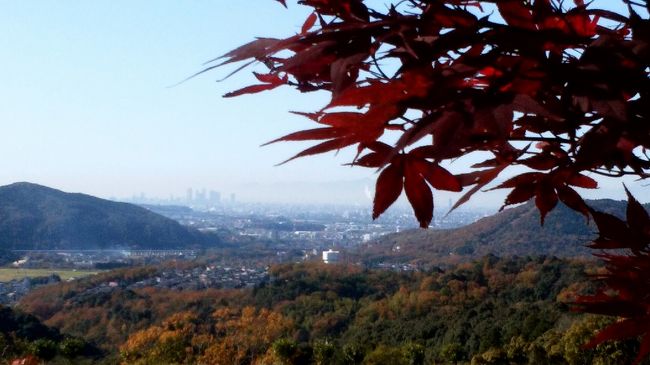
[{"left": 0, "top": 268, "right": 99, "bottom": 282}]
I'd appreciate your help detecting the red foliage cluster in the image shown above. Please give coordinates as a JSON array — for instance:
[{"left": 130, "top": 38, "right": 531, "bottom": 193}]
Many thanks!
[
  {"left": 211, "top": 0, "right": 649, "bottom": 359},
  {"left": 576, "top": 189, "right": 650, "bottom": 364},
  {"left": 209, "top": 0, "right": 649, "bottom": 228}
]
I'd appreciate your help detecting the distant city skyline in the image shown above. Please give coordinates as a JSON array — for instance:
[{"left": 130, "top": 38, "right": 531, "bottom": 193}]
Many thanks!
[{"left": 104, "top": 177, "right": 648, "bottom": 209}]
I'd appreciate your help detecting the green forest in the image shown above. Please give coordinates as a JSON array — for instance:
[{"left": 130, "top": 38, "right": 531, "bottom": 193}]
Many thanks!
[{"left": 2, "top": 256, "right": 645, "bottom": 364}]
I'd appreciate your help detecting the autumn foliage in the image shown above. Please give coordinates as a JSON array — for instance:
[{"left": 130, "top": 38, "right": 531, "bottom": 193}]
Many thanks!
[
  {"left": 115, "top": 259, "right": 639, "bottom": 364},
  {"left": 212, "top": 0, "right": 650, "bottom": 361}
]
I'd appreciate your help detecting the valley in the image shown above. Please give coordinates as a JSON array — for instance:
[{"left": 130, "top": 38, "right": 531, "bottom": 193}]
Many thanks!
[{"left": 0, "top": 183, "right": 646, "bottom": 364}]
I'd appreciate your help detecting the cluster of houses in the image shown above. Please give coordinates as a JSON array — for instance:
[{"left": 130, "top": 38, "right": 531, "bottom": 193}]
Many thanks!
[
  {"left": 66, "top": 264, "right": 270, "bottom": 306},
  {"left": 0, "top": 274, "right": 61, "bottom": 305},
  {"left": 0, "top": 262, "right": 271, "bottom": 306},
  {"left": 127, "top": 264, "right": 268, "bottom": 291}
]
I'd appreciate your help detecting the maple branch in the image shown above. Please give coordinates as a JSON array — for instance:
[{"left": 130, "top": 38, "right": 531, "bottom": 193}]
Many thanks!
[
  {"left": 589, "top": 168, "right": 641, "bottom": 177},
  {"left": 511, "top": 137, "right": 572, "bottom": 144},
  {"left": 590, "top": 170, "right": 625, "bottom": 177},
  {"left": 371, "top": 54, "right": 390, "bottom": 80},
  {"left": 623, "top": 0, "right": 647, "bottom": 8},
  {"left": 399, "top": 116, "right": 416, "bottom": 125}
]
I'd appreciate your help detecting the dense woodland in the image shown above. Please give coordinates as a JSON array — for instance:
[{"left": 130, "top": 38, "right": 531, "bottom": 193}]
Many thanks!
[{"left": 2, "top": 256, "right": 643, "bottom": 364}]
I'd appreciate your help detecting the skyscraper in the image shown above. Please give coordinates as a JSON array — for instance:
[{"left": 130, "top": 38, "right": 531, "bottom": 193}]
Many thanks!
[{"left": 209, "top": 190, "right": 221, "bottom": 204}]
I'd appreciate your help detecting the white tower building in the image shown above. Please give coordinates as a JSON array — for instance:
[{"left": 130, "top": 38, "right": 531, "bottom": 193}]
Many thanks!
[{"left": 322, "top": 249, "right": 340, "bottom": 264}]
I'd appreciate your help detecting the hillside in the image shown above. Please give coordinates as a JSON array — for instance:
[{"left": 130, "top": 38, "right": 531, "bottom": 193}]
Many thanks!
[
  {"left": 0, "top": 305, "right": 100, "bottom": 364},
  {"left": 359, "top": 199, "right": 641, "bottom": 264},
  {"left": 0, "top": 182, "right": 213, "bottom": 250},
  {"left": 17, "top": 258, "right": 637, "bottom": 364}
]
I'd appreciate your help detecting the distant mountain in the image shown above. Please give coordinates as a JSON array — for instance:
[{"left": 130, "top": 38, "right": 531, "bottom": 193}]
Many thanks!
[
  {"left": 0, "top": 182, "right": 213, "bottom": 250},
  {"left": 359, "top": 199, "right": 643, "bottom": 264}
]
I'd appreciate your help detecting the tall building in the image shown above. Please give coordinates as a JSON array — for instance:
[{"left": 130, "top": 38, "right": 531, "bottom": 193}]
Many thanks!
[
  {"left": 209, "top": 190, "right": 221, "bottom": 204},
  {"left": 196, "top": 189, "right": 207, "bottom": 204},
  {"left": 186, "top": 188, "right": 193, "bottom": 204},
  {"left": 322, "top": 249, "right": 340, "bottom": 264}
]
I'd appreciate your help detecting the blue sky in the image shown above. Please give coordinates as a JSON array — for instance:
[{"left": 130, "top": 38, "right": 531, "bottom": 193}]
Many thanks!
[
  {"left": 0, "top": 1, "right": 646, "bottom": 206},
  {"left": 0, "top": 2, "right": 364, "bottom": 198}
]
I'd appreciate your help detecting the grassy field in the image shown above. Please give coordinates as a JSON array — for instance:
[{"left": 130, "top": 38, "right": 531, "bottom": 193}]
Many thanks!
[{"left": 0, "top": 268, "right": 99, "bottom": 282}]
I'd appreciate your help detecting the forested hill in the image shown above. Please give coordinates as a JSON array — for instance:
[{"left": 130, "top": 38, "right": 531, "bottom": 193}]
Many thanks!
[
  {"left": 0, "top": 182, "right": 213, "bottom": 250},
  {"left": 16, "top": 257, "right": 638, "bottom": 364},
  {"left": 360, "top": 199, "right": 645, "bottom": 264}
]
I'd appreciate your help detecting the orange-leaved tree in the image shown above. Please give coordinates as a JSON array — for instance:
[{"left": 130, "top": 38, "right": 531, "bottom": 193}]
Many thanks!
[{"left": 206, "top": 0, "right": 650, "bottom": 362}]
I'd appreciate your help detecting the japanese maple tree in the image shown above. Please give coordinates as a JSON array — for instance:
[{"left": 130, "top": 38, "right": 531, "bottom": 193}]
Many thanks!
[{"left": 208, "top": 0, "right": 650, "bottom": 362}]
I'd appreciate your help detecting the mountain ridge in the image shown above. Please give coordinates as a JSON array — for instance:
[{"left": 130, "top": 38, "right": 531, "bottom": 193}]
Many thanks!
[
  {"left": 0, "top": 182, "right": 213, "bottom": 250},
  {"left": 358, "top": 199, "right": 643, "bottom": 264}
]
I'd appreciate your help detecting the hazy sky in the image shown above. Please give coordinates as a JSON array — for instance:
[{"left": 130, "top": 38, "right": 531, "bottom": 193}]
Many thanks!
[{"left": 0, "top": 1, "right": 646, "bottom": 207}]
